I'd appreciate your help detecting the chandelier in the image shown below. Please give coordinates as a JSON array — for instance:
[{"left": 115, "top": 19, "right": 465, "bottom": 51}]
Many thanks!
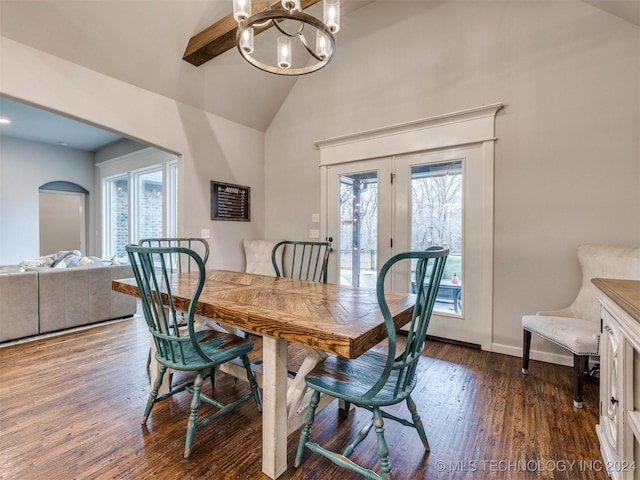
[{"left": 232, "top": 0, "right": 340, "bottom": 76}]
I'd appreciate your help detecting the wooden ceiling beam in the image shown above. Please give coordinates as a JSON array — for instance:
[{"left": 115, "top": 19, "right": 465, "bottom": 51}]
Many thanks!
[{"left": 183, "top": 0, "right": 323, "bottom": 66}]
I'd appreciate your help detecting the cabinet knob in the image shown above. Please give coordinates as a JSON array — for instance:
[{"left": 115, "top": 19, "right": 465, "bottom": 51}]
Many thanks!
[{"left": 611, "top": 396, "right": 619, "bottom": 405}]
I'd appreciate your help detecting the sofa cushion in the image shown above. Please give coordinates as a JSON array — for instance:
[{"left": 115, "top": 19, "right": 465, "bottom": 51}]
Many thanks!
[
  {"left": 38, "top": 264, "right": 136, "bottom": 334},
  {"left": 0, "top": 271, "right": 39, "bottom": 342}
]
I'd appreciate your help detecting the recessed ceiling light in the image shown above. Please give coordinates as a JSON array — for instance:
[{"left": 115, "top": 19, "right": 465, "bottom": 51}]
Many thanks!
[
  {"left": 58, "top": 141, "right": 68, "bottom": 146},
  {"left": 0, "top": 118, "right": 11, "bottom": 124}
]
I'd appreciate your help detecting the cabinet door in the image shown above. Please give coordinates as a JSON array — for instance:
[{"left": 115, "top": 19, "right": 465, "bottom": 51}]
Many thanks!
[{"left": 600, "top": 308, "right": 623, "bottom": 476}]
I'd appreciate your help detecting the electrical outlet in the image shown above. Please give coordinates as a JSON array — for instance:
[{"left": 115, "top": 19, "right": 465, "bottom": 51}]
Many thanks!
[
  {"left": 200, "top": 229, "right": 210, "bottom": 239},
  {"left": 309, "top": 229, "right": 320, "bottom": 239}
]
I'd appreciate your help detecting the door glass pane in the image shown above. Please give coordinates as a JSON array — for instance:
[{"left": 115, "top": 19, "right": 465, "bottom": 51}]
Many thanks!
[
  {"left": 137, "top": 169, "right": 164, "bottom": 240},
  {"left": 411, "top": 160, "right": 463, "bottom": 314},
  {"left": 339, "top": 172, "right": 378, "bottom": 287},
  {"left": 107, "top": 176, "right": 129, "bottom": 261}
]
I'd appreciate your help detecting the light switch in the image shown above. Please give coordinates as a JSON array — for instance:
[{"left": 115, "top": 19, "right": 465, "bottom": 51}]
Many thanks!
[
  {"left": 309, "top": 229, "right": 320, "bottom": 239},
  {"left": 200, "top": 229, "right": 210, "bottom": 239},
  {"left": 311, "top": 213, "right": 320, "bottom": 223}
]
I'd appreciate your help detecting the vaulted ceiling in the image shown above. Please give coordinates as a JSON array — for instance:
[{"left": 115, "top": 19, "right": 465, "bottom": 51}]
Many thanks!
[
  {"left": 0, "top": 0, "right": 375, "bottom": 133},
  {"left": 0, "top": 0, "right": 638, "bottom": 149}
]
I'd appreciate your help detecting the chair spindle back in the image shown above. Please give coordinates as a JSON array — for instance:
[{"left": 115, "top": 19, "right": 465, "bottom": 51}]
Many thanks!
[
  {"left": 139, "top": 237, "right": 209, "bottom": 274},
  {"left": 271, "top": 240, "right": 332, "bottom": 283}
]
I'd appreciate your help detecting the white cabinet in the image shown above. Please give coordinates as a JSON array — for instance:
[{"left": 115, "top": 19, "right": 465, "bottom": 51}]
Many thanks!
[
  {"left": 598, "top": 305, "right": 628, "bottom": 479},
  {"left": 594, "top": 278, "right": 640, "bottom": 480}
]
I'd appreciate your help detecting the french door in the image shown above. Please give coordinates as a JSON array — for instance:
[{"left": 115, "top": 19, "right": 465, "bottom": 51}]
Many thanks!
[
  {"left": 326, "top": 158, "right": 393, "bottom": 289},
  {"left": 325, "top": 144, "right": 491, "bottom": 348}
]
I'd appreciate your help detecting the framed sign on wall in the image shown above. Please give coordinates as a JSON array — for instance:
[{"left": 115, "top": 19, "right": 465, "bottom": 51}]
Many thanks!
[{"left": 211, "top": 181, "right": 250, "bottom": 221}]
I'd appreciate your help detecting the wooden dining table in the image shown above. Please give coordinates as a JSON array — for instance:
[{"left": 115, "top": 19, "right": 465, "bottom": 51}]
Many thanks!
[{"left": 112, "top": 269, "right": 417, "bottom": 479}]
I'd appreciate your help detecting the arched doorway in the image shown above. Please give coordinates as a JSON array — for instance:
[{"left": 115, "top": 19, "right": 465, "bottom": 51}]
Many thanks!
[{"left": 39, "top": 181, "right": 88, "bottom": 256}]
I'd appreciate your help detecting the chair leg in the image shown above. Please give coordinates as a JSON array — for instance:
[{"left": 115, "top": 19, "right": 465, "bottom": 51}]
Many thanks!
[
  {"left": 373, "top": 407, "right": 392, "bottom": 480},
  {"left": 242, "top": 354, "right": 262, "bottom": 411},
  {"left": 407, "top": 395, "right": 430, "bottom": 451},
  {"left": 295, "top": 390, "right": 320, "bottom": 468},
  {"left": 573, "top": 354, "right": 586, "bottom": 408},
  {"left": 143, "top": 365, "right": 166, "bottom": 423},
  {"left": 209, "top": 367, "right": 216, "bottom": 391},
  {"left": 522, "top": 329, "right": 532, "bottom": 374},
  {"left": 184, "top": 371, "right": 204, "bottom": 458},
  {"left": 343, "top": 421, "right": 373, "bottom": 458}
]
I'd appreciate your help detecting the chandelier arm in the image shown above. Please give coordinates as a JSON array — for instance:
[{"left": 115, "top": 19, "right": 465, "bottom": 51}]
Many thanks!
[
  {"left": 298, "top": 32, "right": 325, "bottom": 62},
  {"left": 252, "top": 19, "right": 272, "bottom": 29},
  {"left": 272, "top": 18, "right": 304, "bottom": 37}
]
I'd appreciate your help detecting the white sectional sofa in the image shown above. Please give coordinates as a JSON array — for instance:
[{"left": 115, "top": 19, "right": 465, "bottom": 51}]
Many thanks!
[{"left": 0, "top": 262, "right": 137, "bottom": 342}]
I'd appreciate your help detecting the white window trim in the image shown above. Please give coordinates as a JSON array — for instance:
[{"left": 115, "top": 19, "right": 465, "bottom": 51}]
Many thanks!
[{"left": 100, "top": 153, "right": 178, "bottom": 259}]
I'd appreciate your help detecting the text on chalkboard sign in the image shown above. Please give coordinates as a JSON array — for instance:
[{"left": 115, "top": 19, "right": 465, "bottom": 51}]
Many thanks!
[{"left": 211, "top": 181, "right": 250, "bottom": 221}]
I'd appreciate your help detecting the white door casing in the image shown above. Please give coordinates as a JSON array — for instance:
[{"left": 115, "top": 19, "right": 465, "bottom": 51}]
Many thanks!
[{"left": 318, "top": 104, "right": 502, "bottom": 351}]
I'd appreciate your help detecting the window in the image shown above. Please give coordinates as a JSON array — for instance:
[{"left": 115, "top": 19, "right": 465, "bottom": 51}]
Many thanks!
[
  {"left": 330, "top": 158, "right": 463, "bottom": 315},
  {"left": 103, "top": 161, "right": 177, "bottom": 261},
  {"left": 136, "top": 168, "right": 164, "bottom": 241},
  {"left": 410, "top": 160, "right": 463, "bottom": 315},
  {"left": 104, "top": 175, "right": 129, "bottom": 260}
]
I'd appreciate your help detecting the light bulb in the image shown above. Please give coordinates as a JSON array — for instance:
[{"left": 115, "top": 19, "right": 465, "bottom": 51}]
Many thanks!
[
  {"left": 277, "top": 36, "right": 291, "bottom": 69},
  {"left": 324, "top": 0, "right": 340, "bottom": 33},
  {"left": 240, "top": 28, "right": 254, "bottom": 53},
  {"left": 315, "top": 31, "right": 329, "bottom": 60},
  {"left": 233, "top": 0, "right": 250, "bottom": 22}
]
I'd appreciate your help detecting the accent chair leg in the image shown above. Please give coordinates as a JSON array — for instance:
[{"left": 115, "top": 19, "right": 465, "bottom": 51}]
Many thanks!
[
  {"left": 573, "top": 354, "right": 586, "bottom": 408},
  {"left": 522, "top": 329, "right": 532, "bottom": 374}
]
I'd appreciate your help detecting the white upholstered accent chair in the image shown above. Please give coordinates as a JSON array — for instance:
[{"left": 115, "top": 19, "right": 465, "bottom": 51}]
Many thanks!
[
  {"left": 522, "top": 244, "right": 640, "bottom": 408},
  {"left": 238, "top": 239, "right": 282, "bottom": 342},
  {"left": 243, "top": 239, "right": 282, "bottom": 276}
]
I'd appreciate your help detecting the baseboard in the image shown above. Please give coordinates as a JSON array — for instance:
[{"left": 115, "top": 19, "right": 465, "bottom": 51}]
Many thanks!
[
  {"left": 425, "top": 334, "right": 481, "bottom": 350},
  {"left": 491, "top": 342, "right": 574, "bottom": 367},
  {"left": 0, "top": 314, "right": 140, "bottom": 349}
]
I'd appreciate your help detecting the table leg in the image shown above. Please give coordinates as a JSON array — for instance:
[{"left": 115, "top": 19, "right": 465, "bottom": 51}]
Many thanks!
[
  {"left": 262, "top": 336, "right": 289, "bottom": 479},
  {"left": 287, "top": 348, "right": 324, "bottom": 413}
]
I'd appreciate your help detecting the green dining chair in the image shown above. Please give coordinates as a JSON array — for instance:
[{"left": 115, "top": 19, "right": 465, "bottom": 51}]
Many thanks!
[
  {"left": 126, "top": 244, "right": 262, "bottom": 458},
  {"left": 139, "top": 237, "right": 211, "bottom": 367},
  {"left": 294, "top": 247, "right": 448, "bottom": 480},
  {"left": 265, "top": 240, "right": 332, "bottom": 377},
  {"left": 271, "top": 240, "right": 332, "bottom": 283}
]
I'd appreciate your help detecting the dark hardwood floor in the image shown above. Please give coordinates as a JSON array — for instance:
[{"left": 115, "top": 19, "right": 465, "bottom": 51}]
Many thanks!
[{"left": 0, "top": 315, "right": 606, "bottom": 479}]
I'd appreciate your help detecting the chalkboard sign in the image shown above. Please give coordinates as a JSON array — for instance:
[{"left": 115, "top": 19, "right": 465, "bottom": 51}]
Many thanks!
[{"left": 211, "top": 181, "right": 250, "bottom": 221}]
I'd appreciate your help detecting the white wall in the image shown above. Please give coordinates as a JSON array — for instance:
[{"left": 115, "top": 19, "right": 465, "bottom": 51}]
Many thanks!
[
  {"left": 0, "top": 136, "right": 94, "bottom": 264},
  {"left": 264, "top": 1, "right": 640, "bottom": 361},
  {"left": 0, "top": 36, "right": 266, "bottom": 271}
]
